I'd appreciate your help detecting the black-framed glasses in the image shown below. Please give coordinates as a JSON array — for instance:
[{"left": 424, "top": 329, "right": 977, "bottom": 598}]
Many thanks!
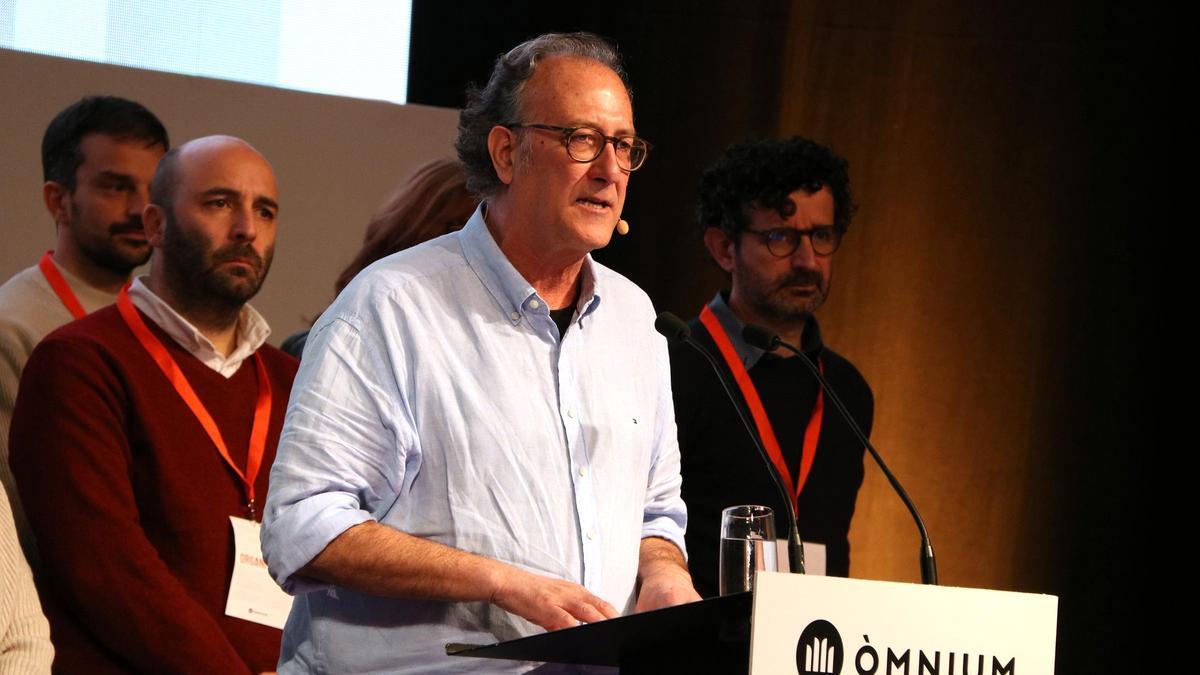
[
  {"left": 507, "top": 123, "right": 651, "bottom": 172},
  {"left": 742, "top": 226, "right": 845, "bottom": 257}
]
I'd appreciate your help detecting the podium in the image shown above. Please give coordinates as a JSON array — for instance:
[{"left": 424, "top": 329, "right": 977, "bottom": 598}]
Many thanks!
[
  {"left": 448, "top": 591, "right": 753, "bottom": 673},
  {"left": 448, "top": 573, "right": 1059, "bottom": 674}
]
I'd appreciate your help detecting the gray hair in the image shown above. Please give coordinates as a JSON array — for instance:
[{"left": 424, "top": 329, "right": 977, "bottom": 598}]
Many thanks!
[{"left": 455, "top": 32, "right": 631, "bottom": 198}]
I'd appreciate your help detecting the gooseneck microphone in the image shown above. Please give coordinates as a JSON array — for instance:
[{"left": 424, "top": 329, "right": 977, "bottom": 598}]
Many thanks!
[
  {"left": 741, "top": 323, "right": 938, "bottom": 585},
  {"left": 655, "top": 312, "right": 806, "bottom": 575}
]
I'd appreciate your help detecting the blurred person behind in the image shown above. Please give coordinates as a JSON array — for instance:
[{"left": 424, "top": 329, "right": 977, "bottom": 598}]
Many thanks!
[
  {"left": 671, "top": 136, "right": 873, "bottom": 593},
  {"left": 281, "top": 158, "right": 477, "bottom": 358},
  {"left": 0, "top": 96, "right": 167, "bottom": 562}
]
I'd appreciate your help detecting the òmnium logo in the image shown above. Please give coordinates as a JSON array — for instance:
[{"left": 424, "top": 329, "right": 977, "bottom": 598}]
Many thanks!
[{"left": 796, "top": 619, "right": 843, "bottom": 674}]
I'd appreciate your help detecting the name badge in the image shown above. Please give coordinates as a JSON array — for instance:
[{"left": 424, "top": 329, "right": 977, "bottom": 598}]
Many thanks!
[
  {"left": 776, "top": 539, "right": 827, "bottom": 576},
  {"left": 226, "top": 516, "right": 293, "bottom": 629}
]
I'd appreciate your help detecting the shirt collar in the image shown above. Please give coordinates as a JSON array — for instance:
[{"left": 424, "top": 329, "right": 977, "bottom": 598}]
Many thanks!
[
  {"left": 459, "top": 204, "right": 602, "bottom": 329},
  {"left": 128, "top": 276, "right": 271, "bottom": 378},
  {"left": 707, "top": 290, "right": 823, "bottom": 369}
]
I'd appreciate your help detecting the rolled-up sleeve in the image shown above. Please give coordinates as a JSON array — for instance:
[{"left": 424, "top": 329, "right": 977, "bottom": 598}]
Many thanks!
[
  {"left": 640, "top": 335, "right": 688, "bottom": 559},
  {"left": 261, "top": 312, "right": 415, "bottom": 594}
]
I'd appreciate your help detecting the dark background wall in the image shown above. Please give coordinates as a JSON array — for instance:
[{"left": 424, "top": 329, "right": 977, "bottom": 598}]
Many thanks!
[{"left": 409, "top": 2, "right": 1151, "bottom": 672}]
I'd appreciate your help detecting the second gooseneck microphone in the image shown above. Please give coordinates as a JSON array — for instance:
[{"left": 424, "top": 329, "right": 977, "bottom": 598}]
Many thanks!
[{"left": 741, "top": 323, "right": 938, "bottom": 585}]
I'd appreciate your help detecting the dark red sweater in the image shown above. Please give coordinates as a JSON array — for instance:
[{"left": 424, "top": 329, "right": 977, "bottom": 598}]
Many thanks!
[{"left": 9, "top": 305, "right": 298, "bottom": 674}]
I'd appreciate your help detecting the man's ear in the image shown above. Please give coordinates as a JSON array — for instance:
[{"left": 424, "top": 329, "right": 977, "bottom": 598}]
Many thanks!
[
  {"left": 487, "top": 125, "right": 518, "bottom": 186},
  {"left": 703, "top": 227, "right": 737, "bottom": 274},
  {"left": 42, "top": 181, "right": 70, "bottom": 228},
  {"left": 143, "top": 204, "right": 167, "bottom": 247}
]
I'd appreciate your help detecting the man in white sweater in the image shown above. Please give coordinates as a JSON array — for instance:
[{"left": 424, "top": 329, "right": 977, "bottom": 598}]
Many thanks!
[{"left": 0, "top": 96, "right": 168, "bottom": 562}]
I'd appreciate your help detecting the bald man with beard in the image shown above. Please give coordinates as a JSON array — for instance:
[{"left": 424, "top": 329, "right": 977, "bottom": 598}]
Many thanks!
[{"left": 10, "top": 136, "right": 298, "bottom": 674}]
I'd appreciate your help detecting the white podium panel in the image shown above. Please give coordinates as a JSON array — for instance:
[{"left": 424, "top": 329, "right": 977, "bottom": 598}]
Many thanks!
[{"left": 750, "top": 572, "right": 1057, "bottom": 675}]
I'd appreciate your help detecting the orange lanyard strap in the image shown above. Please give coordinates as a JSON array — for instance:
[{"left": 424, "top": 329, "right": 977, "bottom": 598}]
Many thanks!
[
  {"left": 116, "top": 285, "right": 271, "bottom": 518},
  {"left": 38, "top": 250, "right": 87, "bottom": 319},
  {"left": 699, "top": 305, "right": 824, "bottom": 511}
]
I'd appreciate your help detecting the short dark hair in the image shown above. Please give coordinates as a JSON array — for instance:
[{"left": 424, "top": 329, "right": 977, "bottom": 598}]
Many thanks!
[
  {"left": 41, "top": 96, "right": 169, "bottom": 190},
  {"left": 455, "top": 32, "right": 630, "bottom": 198},
  {"left": 697, "top": 136, "right": 856, "bottom": 236}
]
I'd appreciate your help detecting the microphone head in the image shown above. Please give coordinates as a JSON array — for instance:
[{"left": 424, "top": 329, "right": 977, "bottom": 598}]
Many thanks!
[
  {"left": 654, "top": 312, "right": 691, "bottom": 343},
  {"left": 741, "top": 324, "right": 780, "bottom": 351}
]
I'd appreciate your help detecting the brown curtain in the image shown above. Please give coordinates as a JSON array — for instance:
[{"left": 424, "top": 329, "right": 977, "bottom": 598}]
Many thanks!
[{"left": 768, "top": 3, "right": 1146, "bottom": 671}]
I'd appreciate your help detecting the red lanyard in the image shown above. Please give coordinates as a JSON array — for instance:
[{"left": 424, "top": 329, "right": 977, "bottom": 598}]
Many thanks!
[
  {"left": 38, "top": 251, "right": 87, "bottom": 319},
  {"left": 699, "top": 305, "right": 823, "bottom": 511},
  {"left": 116, "top": 285, "right": 271, "bottom": 519}
]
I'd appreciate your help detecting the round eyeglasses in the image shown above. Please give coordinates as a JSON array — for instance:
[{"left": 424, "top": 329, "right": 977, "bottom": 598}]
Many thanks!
[
  {"left": 742, "top": 226, "right": 845, "bottom": 257},
  {"left": 507, "top": 123, "right": 651, "bottom": 172}
]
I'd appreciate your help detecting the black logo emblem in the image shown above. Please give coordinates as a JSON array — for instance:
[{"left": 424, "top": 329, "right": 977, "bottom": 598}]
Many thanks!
[{"left": 796, "top": 619, "right": 843, "bottom": 674}]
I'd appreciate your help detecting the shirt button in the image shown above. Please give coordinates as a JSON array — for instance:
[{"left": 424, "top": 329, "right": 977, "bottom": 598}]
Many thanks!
[
  {"left": 529, "top": 299, "right": 540, "bottom": 309},
  {"left": 510, "top": 311, "right": 520, "bottom": 321},
  {"left": 578, "top": 466, "right": 587, "bottom": 478},
  {"left": 586, "top": 530, "right": 595, "bottom": 541},
  {"left": 567, "top": 408, "right": 576, "bottom": 419}
]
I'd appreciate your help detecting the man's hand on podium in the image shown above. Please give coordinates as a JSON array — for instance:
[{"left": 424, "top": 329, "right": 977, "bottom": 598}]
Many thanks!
[
  {"left": 635, "top": 537, "right": 701, "bottom": 612},
  {"left": 490, "top": 567, "right": 620, "bottom": 631}
]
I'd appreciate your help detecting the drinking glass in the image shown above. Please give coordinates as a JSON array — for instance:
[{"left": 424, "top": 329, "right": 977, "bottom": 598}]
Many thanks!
[{"left": 718, "top": 505, "right": 778, "bottom": 595}]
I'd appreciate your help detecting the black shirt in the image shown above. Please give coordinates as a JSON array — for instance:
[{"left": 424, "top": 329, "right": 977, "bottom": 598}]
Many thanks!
[{"left": 670, "top": 305, "right": 874, "bottom": 597}]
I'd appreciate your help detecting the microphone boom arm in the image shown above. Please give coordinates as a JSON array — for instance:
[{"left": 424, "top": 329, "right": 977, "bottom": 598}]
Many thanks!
[
  {"left": 743, "top": 325, "right": 938, "bottom": 585},
  {"left": 656, "top": 313, "right": 807, "bottom": 575}
]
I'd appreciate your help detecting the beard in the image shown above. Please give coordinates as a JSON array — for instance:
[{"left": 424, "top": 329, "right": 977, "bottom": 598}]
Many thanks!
[
  {"left": 161, "top": 216, "right": 273, "bottom": 310},
  {"left": 68, "top": 207, "right": 151, "bottom": 276},
  {"left": 734, "top": 264, "right": 830, "bottom": 323}
]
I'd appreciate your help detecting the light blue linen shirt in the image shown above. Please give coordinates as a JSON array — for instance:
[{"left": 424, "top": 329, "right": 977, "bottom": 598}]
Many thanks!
[{"left": 261, "top": 207, "right": 687, "bottom": 673}]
